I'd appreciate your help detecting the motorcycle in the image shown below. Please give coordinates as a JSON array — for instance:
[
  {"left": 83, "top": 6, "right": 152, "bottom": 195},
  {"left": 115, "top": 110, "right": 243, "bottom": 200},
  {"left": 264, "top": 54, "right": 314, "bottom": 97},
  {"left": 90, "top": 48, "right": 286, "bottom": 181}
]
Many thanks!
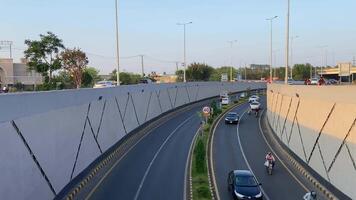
[{"left": 265, "top": 160, "right": 273, "bottom": 175}]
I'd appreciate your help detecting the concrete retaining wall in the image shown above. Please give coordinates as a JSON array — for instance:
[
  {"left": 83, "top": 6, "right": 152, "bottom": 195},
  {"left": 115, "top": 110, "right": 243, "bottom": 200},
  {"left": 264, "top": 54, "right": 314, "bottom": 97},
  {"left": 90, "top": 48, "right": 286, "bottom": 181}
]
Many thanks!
[
  {"left": 267, "top": 84, "right": 356, "bottom": 199},
  {"left": 0, "top": 82, "right": 265, "bottom": 200}
]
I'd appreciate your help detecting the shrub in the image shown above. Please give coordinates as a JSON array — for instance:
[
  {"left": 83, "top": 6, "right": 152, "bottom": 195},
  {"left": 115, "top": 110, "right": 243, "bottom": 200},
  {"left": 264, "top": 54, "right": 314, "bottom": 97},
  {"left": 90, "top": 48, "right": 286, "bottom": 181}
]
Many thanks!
[{"left": 195, "top": 138, "right": 206, "bottom": 174}]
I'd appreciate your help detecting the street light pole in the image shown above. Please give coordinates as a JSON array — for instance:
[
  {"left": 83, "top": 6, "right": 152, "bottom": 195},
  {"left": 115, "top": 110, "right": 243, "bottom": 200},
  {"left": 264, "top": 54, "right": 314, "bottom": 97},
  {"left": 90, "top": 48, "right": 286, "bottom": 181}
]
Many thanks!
[
  {"left": 285, "top": 0, "right": 291, "bottom": 84},
  {"left": 227, "top": 40, "right": 237, "bottom": 82},
  {"left": 115, "top": 0, "right": 120, "bottom": 85},
  {"left": 177, "top": 22, "right": 192, "bottom": 83},
  {"left": 290, "top": 35, "right": 299, "bottom": 79},
  {"left": 266, "top": 16, "right": 278, "bottom": 83}
]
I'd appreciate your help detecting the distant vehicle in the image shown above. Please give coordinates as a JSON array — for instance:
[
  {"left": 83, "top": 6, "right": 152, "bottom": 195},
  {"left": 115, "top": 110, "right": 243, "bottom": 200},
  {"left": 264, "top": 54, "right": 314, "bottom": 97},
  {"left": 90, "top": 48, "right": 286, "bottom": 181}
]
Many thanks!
[
  {"left": 310, "top": 78, "right": 319, "bottom": 85},
  {"left": 93, "top": 81, "right": 116, "bottom": 88},
  {"left": 248, "top": 95, "right": 260, "bottom": 103},
  {"left": 240, "top": 93, "right": 246, "bottom": 98},
  {"left": 225, "top": 112, "right": 240, "bottom": 124},
  {"left": 221, "top": 73, "right": 229, "bottom": 82},
  {"left": 287, "top": 78, "right": 294, "bottom": 85},
  {"left": 221, "top": 97, "right": 230, "bottom": 105},
  {"left": 139, "top": 78, "right": 154, "bottom": 84},
  {"left": 228, "top": 170, "right": 263, "bottom": 200},
  {"left": 249, "top": 101, "right": 261, "bottom": 110},
  {"left": 326, "top": 79, "right": 338, "bottom": 85},
  {"left": 220, "top": 90, "right": 229, "bottom": 98}
]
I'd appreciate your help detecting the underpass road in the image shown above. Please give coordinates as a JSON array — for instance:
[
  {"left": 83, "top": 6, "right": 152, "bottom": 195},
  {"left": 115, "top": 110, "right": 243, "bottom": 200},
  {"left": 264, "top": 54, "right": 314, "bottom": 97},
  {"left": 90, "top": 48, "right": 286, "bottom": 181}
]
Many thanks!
[
  {"left": 213, "top": 97, "right": 324, "bottom": 200},
  {"left": 86, "top": 102, "right": 203, "bottom": 200}
]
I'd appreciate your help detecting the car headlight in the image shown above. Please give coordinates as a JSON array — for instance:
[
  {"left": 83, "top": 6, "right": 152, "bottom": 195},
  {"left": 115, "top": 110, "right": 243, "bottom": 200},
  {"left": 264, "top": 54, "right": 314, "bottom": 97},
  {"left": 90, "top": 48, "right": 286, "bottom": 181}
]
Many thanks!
[
  {"left": 234, "top": 190, "right": 245, "bottom": 198},
  {"left": 255, "top": 192, "right": 262, "bottom": 198}
]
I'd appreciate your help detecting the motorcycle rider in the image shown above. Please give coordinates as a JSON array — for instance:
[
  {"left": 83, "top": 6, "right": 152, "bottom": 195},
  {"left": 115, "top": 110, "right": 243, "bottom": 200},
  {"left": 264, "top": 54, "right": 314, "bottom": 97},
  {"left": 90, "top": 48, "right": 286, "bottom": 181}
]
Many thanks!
[
  {"left": 303, "top": 191, "right": 317, "bottom": 200},
  {"left": 265, "top": 152, "right": 275, "bottom": 167}
]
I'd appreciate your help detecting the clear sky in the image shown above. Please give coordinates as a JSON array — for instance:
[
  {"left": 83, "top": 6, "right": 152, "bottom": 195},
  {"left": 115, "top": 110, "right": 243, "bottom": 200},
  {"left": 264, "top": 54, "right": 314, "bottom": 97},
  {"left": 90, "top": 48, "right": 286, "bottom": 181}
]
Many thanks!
[{"left": 1, "top": 0, "right": 356, "bottom": 75}]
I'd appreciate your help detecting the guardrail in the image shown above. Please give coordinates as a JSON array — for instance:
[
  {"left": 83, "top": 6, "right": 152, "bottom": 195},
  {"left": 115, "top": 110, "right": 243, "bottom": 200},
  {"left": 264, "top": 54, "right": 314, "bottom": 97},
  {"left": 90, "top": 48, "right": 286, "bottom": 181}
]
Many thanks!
[{"left": 0, "top": 82, "right": 265, "bottom": 200}]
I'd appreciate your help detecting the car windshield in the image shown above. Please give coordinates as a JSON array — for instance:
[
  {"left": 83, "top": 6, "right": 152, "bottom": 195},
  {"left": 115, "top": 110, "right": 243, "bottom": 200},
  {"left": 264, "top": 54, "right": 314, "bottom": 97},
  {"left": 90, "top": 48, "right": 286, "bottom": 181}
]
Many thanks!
[
  {"left": 227, "top": 113, "right": 237, "bottom": 118},
  {"left": 235, "top": 175, "right": 258, "bottom": 187},
  {"left": 251, "top": 102, "right": 259, "bottom": 106}
]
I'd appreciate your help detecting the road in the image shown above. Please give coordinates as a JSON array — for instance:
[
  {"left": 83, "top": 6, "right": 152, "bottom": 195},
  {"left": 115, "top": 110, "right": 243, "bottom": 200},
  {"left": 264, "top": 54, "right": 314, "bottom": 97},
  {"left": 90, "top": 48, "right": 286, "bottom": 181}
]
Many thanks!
[
  {"left": 212, "top": 97, "right": 325, "bottom": 200},
  {"left": 84, "top": 99, "right": 206, "bottom": 200}
]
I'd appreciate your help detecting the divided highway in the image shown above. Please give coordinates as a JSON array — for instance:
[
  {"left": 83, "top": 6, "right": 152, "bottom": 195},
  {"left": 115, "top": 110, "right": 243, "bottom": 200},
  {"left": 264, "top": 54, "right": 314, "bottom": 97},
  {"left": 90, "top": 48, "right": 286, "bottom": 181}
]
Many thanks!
[
  {"left": 212, "top": 97, "right": 326, "bottom": 200},
  {"left": 84, "top": 99, "right": 208, "bottom": 200}
]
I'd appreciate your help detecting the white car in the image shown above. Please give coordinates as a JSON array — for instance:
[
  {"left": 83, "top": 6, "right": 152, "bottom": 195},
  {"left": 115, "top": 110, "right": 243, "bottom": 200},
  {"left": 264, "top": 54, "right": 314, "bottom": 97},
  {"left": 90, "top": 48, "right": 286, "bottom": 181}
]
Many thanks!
[
  {"left": 310, "top": 78, "right": 318, "bottom": 85},
  {"left": 248, "top": 95, "right": 260, "bottom": 103},
  {"left": 249, "top": 101, "right": 261, "bottom": 110},
  {"left": 93, "top": 81, "right": 116, "bottom": 88},
  {"left": 221, "top": 97, "right": 230, "bottom": 105},
  {"left": 240, "top": 93, "right": 246, "bottom": 98}
]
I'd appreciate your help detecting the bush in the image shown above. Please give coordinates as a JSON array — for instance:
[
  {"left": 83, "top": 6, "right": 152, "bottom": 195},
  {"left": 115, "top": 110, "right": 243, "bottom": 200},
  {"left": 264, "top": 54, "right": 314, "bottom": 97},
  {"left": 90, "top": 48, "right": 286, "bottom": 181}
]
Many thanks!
[
  {"left": 195, "top": 138, "right": 206, "bottom": 174},
  {"left": 196, "top": 186, "right": 210, "bottom": 198}
]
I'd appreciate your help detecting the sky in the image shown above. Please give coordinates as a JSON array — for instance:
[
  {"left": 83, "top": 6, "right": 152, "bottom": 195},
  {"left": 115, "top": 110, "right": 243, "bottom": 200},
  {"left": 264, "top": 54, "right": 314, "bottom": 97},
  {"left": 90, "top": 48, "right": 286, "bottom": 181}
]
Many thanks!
[{"left": 1, "top": 0, "right": 356, "bottom": 75}]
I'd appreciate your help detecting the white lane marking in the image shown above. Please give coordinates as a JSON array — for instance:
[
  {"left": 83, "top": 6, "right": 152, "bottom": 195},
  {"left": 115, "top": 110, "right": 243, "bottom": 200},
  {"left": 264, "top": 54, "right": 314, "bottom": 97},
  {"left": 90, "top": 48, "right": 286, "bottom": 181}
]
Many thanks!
[
  {"left": 184, "top": 127, "right": 201, "bottom": 200},
  {"left": 236, "top": 110, "right": 271, "bottom": 200},
  {"left": 134, "top": 114, "right": 196, "bottom": 200},
  {"left": 210, "top": 102, "right": 249, "bottom": 200},
  {"left": 258, "top": 109, "right": 309, "bottom": 192}
]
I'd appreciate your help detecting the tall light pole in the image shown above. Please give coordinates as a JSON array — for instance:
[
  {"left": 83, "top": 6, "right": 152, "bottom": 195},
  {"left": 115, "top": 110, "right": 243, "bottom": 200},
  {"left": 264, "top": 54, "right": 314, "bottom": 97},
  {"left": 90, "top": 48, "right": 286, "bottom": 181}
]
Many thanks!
[
  {"left": 177, "top": 22, "right": 192, "bottom": 82},
  {"left": 317, "top": 45, "right": 328, "bottom": 77},
  {"left": 266, "top": 16, "right": 278, "bottom": 83},
  {"left": 115, "top": 0, "right": 120, "bottom": 85},
  {"left": 227, "top": 40, "right": 238, "bottom": 82},
  {"left": 290, "top": 35, "right": 299, "bottom": 79},
  {"left": 285, "top": 0, "right": 291, "bottom": 84}
]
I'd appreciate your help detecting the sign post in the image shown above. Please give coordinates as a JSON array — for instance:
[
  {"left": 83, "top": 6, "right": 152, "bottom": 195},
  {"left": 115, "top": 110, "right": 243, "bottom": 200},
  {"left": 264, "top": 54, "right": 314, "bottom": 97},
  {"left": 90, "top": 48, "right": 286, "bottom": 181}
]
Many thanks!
[
  {"left": 202, "top": 106, "right": 211, "bottom": 123},
  {"left": 338, "top": 63, "right": 352, "bottom": 84}
]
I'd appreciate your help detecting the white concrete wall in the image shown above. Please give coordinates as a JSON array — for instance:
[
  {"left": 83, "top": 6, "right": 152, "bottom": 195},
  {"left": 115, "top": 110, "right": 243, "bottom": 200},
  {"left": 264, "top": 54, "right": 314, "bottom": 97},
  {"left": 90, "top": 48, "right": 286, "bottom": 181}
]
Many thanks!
[
  {"left": 0, "top": 82, "right": 265, "bottom": 200},
  {"left": 267, "top": 84, "right": 356, "bottom": 199}
]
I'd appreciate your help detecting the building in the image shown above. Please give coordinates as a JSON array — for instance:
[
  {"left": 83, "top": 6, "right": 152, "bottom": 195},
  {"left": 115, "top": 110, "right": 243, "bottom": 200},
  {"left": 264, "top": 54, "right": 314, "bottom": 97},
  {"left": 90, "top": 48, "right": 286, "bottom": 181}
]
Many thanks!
[
  {"left": 249, "top": 64, "right": 270, "bottom": 71},
  {"left": 0, "top": 58, "right": 42, "bottom": 88}
]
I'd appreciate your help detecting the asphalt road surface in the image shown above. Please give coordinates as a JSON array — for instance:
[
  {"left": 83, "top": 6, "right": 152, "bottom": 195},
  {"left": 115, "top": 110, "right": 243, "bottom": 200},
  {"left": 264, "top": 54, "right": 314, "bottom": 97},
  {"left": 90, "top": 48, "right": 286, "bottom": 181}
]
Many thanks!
[
  {"left": 85, "top": 100, "right": 206, "bottom": 200},
  {"left": 212, "top": 97, "right": 326, "bottom": 200}
]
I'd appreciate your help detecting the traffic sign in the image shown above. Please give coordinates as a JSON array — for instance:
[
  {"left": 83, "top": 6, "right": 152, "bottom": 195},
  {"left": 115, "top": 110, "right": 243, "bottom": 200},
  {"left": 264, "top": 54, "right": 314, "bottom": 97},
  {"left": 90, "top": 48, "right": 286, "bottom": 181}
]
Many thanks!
[{"left": 202, "top": 106, "right": 211, "bottom": 114}]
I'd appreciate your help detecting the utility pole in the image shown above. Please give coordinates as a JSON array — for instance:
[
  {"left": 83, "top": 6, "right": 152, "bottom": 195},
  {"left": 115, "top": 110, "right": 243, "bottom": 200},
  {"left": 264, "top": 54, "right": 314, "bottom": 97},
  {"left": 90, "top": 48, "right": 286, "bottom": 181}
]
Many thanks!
[
  {"left": 285, "top": 0, "right": 290, "bottom": 84},
  {"left": 290, "top": 35, "right": 299, "bottom": 79},
  {"left": 267, "top": 16, "right": 278, "bottom": 83},
  {"left": 227, "top": 40, "right": 237, "bottom": 82},
  {"left": 175, "top": 62, "right": 179, "bottom": 72},
  {"left": 177, "top": 22, "right": 192, "bottom": 82},
  {"left": 114, "top": 0, "right": 120, "bottom": 85},
  {"left": 139, "top": 55, "right": 145, "bottom": 77}
]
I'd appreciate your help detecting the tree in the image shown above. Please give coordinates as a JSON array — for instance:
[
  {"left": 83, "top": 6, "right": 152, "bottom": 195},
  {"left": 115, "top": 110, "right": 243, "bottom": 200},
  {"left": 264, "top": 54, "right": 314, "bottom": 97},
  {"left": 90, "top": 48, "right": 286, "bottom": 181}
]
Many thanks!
[
  {"left": 61, "top": 48, "right": 89, "bottom": 89},
  {"left": 186, "top": 62, "right": 214, "bottom": 81},
  {"left": 109, "top": 69, "right": 141, "bottom": 85},
  {"left": 292, "top": 63, "right": 313, "bottom": 80},
  {"left": 175, "top": 70, "right": 184, "bottom": 82},
  {"left": 210, "top": 66, "right": 238, "bottom": 81},
  {"left": 24, "top": 32, "right": 65, "bottom": 82},
  {"left": 82, "top": 67, "right": 101, "bottom": 88}
]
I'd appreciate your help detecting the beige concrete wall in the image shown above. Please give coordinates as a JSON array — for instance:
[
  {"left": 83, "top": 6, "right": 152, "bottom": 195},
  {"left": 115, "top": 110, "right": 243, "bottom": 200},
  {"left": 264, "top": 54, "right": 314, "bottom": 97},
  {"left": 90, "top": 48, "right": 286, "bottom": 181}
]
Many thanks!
[{"left": 267, "top": 84, "right": 356, "bottom": 199}]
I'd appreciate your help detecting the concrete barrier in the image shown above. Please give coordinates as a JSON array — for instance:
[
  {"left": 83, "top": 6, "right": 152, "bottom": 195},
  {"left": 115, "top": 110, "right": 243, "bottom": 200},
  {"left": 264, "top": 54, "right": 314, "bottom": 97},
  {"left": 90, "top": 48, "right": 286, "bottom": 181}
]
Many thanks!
[
  {"left": 0, "top": 82, "right": 265, "bottom": 200},
  {"left": 267, "top": 84, "right": 356, "bottom": 199}
]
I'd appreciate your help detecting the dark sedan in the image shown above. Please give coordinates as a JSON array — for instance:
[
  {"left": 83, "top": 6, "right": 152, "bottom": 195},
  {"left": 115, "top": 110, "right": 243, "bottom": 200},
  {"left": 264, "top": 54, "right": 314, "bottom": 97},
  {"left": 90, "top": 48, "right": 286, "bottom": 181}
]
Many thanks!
[
  {"left": 228, "top": 170, "right": 263, "bottom": 200},
  {"left": 225, "top": 112, "right": 240, "bottom": 124}
]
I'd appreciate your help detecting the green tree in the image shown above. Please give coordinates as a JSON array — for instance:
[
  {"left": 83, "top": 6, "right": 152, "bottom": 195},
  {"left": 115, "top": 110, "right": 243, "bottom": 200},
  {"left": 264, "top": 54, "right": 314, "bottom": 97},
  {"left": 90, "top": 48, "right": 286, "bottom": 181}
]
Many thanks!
[
  {"left": 82, "top": 67, "right": 101, "bottom": 88},
  {"left": 61, "top": 48, "right": 89, "bottom": 89},
  {"left": 292, "top": 63, "right": 313, "bottom": 80},
  {"left": 175, "top": 70, "right": 184, "bottom": 82},
  {"left": 109, "top": 69, "right": 141, "bottom": 85},
  {"left": 186, "top": 62, "right": 214, "bottom": 81},
  {"left": 24, "top": 32, "right": 65, "bottom": 82},
  {"left": 210, "top": 66, "right": 238, "bottom": 81}
]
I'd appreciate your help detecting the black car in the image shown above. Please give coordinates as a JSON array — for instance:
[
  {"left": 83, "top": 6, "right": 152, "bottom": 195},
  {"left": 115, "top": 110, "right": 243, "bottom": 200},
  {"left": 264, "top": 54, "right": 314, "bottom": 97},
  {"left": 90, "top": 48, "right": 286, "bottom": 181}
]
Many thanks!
[
  {"left": 228, "top": 170, "right": 263, "bottom": 200},
  {"left": 225, "top": 112, "right": 240, "bottom": 124}
]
